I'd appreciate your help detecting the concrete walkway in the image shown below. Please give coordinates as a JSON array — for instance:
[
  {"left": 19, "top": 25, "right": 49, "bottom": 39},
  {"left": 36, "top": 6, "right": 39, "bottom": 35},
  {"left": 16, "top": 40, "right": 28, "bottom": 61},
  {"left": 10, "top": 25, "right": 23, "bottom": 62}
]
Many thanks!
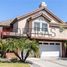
[
  {"left": 27, "top": 58, "right": 67, "bottom": 67},
  {"left": 30, "top": 63, "right": 40, "bottom": 67},
  {"left": 27, "top": 58, "right": 40, "bottom": 67}
]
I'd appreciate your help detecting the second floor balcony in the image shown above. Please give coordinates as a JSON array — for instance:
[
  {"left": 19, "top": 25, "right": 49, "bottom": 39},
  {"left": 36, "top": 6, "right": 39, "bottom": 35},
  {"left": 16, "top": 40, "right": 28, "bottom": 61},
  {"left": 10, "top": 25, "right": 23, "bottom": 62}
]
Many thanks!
[{"left": 0, "top": 28, "right": 67, "bottom": 41}]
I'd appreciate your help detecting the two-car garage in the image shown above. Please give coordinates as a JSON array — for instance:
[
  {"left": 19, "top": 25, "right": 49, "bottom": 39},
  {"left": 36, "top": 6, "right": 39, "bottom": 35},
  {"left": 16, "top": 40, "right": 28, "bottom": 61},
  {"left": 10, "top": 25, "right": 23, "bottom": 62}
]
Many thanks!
[{"left": 39, "top": 42, "right": 62, "bottom": 59}]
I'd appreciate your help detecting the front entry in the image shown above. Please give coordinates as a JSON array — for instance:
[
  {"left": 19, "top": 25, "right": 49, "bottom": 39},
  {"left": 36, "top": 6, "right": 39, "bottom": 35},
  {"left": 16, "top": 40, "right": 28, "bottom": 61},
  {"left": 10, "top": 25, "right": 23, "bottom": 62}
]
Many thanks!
[{"left": 39, "top": 42, "right": 62, "bottom": 59}]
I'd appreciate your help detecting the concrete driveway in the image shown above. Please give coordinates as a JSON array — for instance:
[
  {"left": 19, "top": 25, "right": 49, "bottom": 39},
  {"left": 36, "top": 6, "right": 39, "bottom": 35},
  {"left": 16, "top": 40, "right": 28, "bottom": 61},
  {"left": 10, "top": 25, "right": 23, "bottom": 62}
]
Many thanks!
[{"left": 27, "top": 58, "right": 67, "bottom": 67}]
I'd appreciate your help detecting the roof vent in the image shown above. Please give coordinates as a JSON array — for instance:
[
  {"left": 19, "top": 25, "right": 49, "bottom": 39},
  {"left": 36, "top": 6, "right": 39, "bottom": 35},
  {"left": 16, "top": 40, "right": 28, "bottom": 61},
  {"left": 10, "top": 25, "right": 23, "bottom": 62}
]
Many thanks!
[{"left": 39, "top": 2, "right": 47, "bottom": 8}]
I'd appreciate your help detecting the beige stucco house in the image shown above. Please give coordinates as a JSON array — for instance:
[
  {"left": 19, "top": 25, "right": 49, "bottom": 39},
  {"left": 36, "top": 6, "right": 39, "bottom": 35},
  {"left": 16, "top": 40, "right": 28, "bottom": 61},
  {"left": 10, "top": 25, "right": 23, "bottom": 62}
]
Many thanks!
[{"left": 0, "top": 2, "right": 67, "bottom": 59}]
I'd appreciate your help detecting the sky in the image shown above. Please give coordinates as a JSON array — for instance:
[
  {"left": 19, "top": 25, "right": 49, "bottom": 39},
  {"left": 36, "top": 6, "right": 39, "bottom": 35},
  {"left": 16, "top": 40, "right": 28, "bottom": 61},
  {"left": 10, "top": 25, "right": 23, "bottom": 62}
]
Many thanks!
[{"left": 0, "top": 0, "right": 67, "bottom": 22}]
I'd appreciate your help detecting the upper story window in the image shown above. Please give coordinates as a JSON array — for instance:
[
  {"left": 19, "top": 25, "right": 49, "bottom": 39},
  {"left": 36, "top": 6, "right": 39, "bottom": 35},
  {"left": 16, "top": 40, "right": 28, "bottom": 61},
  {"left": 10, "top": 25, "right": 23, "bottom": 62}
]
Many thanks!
[
  {"left": 42, "top": 23, "right": 48, "bottom": 32},
  {"left": 34, "top": 22, "right": 40, "bottom": 31},
  {"left": 34, "top": 21, "right": 48, "bottom": 32}
]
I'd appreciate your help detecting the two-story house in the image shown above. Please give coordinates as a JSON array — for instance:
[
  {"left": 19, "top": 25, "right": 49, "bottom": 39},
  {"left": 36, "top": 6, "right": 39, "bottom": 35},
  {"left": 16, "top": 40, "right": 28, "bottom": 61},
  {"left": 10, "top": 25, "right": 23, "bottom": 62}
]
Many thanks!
[{"left": 0, "top": 2, "right": 67, "bottom": 59}]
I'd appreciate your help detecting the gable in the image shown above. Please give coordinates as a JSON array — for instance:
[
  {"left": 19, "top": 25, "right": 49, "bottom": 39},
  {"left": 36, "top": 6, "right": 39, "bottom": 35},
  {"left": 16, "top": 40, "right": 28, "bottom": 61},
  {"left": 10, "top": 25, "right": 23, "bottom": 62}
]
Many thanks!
[
  {"left": 40, "top": 10, "right": 60, "bottom": 24},
  {"left": 41, "top": 9, "right": 63, "bottom": 24},
  {"left": 16, "top": 7, "right": 64, "bottom": 24},
  {"left": 27, "top": 11, "right": 62, "bottom": 25},
  {"left": 32, "top": 16, "right": 50, "bottom": 24},
  {"left": 27, "top": 12, "right": 51, "bottom": 22}
]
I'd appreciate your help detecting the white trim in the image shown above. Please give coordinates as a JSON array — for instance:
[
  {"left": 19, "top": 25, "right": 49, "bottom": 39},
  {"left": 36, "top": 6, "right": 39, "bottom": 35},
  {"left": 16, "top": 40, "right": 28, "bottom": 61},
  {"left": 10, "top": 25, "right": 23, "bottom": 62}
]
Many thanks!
[
  {"left": 39, "top": 41, "right": 61, "bottom": 44},
  {"left": 32, "top": 19, "right": 49, "bottom": 33}
]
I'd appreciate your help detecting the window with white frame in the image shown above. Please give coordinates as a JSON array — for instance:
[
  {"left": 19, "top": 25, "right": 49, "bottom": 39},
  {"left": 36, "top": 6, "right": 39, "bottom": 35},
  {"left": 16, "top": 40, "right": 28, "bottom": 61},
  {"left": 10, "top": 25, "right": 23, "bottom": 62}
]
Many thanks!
[
  {"left": 34, "top": 22, "right": 40, "bottom": 31},
  {"left": 34, "top": 21, "right": 48, "bottom": 33},
  {"left": 42, "top": 23, "right": 48, "bottom": 32}
]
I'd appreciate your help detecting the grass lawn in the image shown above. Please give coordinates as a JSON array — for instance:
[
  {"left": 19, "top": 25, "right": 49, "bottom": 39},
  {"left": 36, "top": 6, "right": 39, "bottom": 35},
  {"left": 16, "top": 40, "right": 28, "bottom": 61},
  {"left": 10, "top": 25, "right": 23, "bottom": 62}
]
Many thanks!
[{"left": 0, "top": 62, "right": 30, "bottom": 67}]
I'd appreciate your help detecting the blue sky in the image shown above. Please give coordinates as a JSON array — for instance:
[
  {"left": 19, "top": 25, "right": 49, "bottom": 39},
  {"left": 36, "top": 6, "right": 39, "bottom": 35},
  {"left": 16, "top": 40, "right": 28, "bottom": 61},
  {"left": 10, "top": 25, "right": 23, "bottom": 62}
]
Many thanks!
[{"left": 0, "top": 0, "right": 67, "bottom": 22}]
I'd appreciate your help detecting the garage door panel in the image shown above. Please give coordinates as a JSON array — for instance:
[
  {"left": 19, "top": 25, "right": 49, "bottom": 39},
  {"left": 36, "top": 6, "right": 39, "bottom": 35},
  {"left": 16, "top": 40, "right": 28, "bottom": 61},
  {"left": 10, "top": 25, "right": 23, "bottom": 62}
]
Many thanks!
[
  {"left": 40, "top": 45, "right": 60, "bottom": 51},
  {"left": 40, "top": 43, "right": 60, "bottom": 59},
  {"left": 41, "top": 51, "right": 60, "bottom": 58}
]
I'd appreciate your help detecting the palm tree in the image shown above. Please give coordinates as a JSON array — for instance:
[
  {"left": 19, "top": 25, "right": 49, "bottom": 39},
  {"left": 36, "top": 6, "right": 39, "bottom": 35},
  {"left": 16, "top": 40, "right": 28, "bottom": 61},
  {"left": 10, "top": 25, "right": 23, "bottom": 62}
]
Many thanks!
[
  {"left": 6, "top": 38, "right": 39, "bottom": 62},
  {"left": 6, "top": 38, "right": 22, "bottom": 60},
  {"left": 0, "top": 39, "right": 8, "bottom": 58},
  {"left": 23, "top": 39, "right": 39, "bottom": 62}
]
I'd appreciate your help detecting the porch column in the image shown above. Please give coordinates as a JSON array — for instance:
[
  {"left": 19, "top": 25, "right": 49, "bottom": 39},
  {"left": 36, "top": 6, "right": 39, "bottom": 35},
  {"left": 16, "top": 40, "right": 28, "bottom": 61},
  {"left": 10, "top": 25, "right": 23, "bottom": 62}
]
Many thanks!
[{"left": 62, "top": 42, "right": 66, "bottom": 57}]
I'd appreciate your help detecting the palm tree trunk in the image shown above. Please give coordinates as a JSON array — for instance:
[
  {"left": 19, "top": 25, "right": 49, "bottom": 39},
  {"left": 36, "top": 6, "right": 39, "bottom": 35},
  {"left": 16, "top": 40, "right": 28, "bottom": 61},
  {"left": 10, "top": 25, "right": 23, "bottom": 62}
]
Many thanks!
[
  {"left": 23, "top": 50, "right": 30, "bottom": 62},
  {"left": 13, "top": 51, "right": 21, "bottom": 61},
  {"left": 0, "top": 50, "right": 6, "bottom": 58},
  {"left": 21, "top": 51, "right": 23, "bottom": 60},
  {"left": 3, "top": 51, "right": 6, "bottom": 58}
]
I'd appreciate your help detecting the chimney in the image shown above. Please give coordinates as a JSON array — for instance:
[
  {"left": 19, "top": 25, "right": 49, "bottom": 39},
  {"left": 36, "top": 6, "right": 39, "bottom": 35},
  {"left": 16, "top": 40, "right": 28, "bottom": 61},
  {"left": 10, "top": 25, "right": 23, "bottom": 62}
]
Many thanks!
[{"left": 39, "top": 2, "right": 47, "bottom": 8}]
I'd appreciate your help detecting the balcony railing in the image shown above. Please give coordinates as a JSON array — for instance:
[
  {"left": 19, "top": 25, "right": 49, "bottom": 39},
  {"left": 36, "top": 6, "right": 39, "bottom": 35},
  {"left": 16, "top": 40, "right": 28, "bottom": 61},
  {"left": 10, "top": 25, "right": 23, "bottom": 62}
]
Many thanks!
[
  {"left": 0, "top": 28, "right": 66, "bottom": 41},
  {"left": 1, "top": 28, "right": 53, "bottom": 38}
]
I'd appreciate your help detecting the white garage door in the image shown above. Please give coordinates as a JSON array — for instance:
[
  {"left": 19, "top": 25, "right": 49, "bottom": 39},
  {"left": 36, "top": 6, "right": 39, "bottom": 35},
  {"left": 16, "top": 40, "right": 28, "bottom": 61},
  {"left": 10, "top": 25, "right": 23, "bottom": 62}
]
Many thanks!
[{"left": 40, "top": 42, "right": 61, "bottom": 59}]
